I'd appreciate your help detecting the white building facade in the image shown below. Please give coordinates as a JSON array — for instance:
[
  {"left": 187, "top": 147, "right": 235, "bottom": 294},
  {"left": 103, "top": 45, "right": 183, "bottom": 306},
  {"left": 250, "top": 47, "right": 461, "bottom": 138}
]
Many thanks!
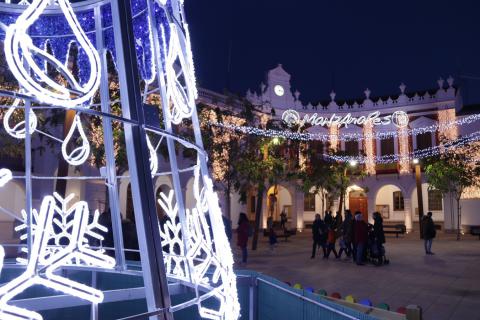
[{"left": 212, "top": 64, "right": 479, "bottom": 233}]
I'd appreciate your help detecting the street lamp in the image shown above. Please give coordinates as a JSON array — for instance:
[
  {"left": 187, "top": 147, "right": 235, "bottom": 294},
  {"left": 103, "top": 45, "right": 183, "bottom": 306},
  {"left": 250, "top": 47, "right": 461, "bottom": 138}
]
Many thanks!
[{"left": 414, "top": 158, "right": 424, "bottom": 239}]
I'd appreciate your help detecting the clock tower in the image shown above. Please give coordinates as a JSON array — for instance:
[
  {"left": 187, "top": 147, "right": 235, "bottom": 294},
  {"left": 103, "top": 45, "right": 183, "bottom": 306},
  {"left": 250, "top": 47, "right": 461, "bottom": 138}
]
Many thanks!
[{"left": 262, "top": 64, "right": 296, "bottom": 110}]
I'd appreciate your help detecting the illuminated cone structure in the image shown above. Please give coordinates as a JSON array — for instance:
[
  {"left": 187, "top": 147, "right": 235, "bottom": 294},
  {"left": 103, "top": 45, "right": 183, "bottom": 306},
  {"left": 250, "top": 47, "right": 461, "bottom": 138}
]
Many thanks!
[{"left": 0, "top": 0, "right": 239, "bottom": 319}]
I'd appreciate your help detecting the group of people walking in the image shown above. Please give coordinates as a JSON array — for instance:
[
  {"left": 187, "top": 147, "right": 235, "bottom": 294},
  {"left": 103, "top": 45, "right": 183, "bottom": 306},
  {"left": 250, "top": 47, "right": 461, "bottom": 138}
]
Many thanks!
[{"left": 311, "top": 210, "right": 387, "bottom": 266}]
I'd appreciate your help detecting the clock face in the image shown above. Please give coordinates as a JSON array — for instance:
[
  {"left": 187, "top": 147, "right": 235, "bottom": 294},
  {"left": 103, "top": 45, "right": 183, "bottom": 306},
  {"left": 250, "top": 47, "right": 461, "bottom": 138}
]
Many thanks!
[{"left": 274, "top": 85, "right": 285, "bottom": 97}]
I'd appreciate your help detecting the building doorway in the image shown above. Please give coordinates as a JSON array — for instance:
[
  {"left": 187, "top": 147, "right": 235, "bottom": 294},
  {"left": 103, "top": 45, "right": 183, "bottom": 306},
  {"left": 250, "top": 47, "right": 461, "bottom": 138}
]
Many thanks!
[
  {"left": 267, "top": 185, "right": 292, "bottom": 221},
  {"left": 349, "top": 190, "right": 368, "bottom": 222}
]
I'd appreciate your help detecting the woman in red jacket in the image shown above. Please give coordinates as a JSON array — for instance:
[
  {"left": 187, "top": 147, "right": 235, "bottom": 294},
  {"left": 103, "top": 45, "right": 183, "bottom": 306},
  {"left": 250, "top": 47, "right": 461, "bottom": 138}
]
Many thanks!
[
  {"left": 237, "top": 213, "right": 250, "bottom": 264},
  {"left": 353, "top": 212, "right": 368, "bottom": 265}
]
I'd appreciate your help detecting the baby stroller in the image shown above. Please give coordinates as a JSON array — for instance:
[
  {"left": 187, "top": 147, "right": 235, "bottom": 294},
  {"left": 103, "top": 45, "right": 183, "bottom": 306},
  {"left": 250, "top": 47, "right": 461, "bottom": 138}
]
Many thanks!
[{"left": 366, "top": 227, "right": 389, "bottom": 266}]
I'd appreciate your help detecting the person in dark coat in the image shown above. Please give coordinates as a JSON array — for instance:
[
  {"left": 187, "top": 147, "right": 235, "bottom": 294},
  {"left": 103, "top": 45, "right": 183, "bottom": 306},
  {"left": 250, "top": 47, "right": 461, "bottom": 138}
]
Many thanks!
[
  {"left": 311, "top": 214, "right": 327, "bottom": 258},
  {"left": 422, "top": 211, "right": 436, "bottom": 255},
  {"left": 324, "top": 211, "right": 333, "bottom": 227},
  {"left": 373, "top": 212, "right": 386, "bottom": 244},
  {"left": 373, "top": 211, "right": 386, "bottom": 263},
  {"left": 237, "top": 213, "right": 250, "bottom": 263},
  {"left": 334, "top": 211, "right": 343, "bottom": 230},
  {"left": 342, "top": 210, "right": 353, "bottom": 257},
  {"left": 353, "top": 212, "right": 368, "bottom": 265}
]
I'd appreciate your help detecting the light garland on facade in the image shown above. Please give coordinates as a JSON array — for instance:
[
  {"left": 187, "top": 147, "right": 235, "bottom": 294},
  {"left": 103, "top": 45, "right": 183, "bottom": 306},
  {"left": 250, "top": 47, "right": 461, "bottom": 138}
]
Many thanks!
[
  {"left": 209, "top": 112, "right": 480, "bottom": 142},
  {"left": 363, "top": 121, "right": 375, "bottom": 174},
  {"left": 329, "top": 124, "right": 339, "bottom": 151},
  {"left": 398, "top": 126, "right": 410, "bottom": 173},
  {"left": 325, "top": 131, "right": 480, "bottom": 164}
]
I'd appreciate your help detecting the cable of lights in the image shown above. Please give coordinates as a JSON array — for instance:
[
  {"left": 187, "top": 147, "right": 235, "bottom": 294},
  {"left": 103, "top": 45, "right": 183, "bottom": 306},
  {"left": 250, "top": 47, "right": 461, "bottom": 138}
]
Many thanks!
[
  {"left": 324, "top": 131, "right": 480, "bottom": 164},
  {"left": 208, "top": 112, "right": 480, "bottom": 142}
]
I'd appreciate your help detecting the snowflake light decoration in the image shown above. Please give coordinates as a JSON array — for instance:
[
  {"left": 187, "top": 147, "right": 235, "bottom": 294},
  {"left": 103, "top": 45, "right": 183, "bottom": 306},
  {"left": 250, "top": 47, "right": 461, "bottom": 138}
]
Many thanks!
[
  {"left": 157, "top": 164, "right": 240, "bottom": 320},
  {"left": 0, "top": 194, "right": 115, "bottom": 320},
  {"left": 15, "top": 192, "right": 108, "bottom": 264}
]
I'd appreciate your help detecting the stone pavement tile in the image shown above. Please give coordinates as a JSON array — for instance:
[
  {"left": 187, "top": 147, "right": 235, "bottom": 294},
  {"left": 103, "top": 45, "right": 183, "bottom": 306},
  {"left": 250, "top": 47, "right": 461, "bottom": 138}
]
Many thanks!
[
  {"left": 241, "top": 233, "right": 480, "bottom": 319},
  {"left": 448, "top": 299, "right": 480, "bottom": 320},
  {"left": 407, "top": 293, "right": 440, "bottom": 312},
  {"left": 422, "top": 303, "right": 456, "bottom": 320}
]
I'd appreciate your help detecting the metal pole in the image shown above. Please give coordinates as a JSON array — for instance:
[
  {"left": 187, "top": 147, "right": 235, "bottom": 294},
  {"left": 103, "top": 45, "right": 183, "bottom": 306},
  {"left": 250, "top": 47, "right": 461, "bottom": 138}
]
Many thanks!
[
  {"left": 90, "top": 271, "right": 98, "bottom": 320},
  {"left": 93, "top": 5, "right": 126, "bottom": 271},
  {"left": 415, "top": 163, "right": 424, "bottom": 239},
  {"left": 24, "top": 91, "right": 33, "bottom": 259},
  {"left": 110, "top": 1, "right": 172, "bottom": 319}
]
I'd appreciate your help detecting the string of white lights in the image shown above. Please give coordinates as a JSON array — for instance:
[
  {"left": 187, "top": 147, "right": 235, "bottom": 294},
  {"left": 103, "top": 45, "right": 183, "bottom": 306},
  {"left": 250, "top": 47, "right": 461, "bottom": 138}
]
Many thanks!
[
  {"left": 208, "top": 112, "right": 480, "bottom": 142},
  {"left": 325, "top": 131, "right": 480, "bottom": 164}
]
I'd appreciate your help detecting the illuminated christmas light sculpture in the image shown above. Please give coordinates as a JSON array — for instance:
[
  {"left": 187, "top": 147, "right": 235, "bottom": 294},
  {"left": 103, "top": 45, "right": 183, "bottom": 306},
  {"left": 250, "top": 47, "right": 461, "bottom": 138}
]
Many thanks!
[
  {"left": 0, "top": 195, "right": 115, "bottom": 320},
  {"left": 0, "top": 0, "right": 239, "bottom": 319}
]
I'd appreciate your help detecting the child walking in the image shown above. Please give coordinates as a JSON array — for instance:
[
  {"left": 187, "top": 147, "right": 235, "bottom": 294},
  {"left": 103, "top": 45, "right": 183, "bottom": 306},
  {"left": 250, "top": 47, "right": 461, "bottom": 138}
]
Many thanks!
[{"left": 326, "top": 226, "right": 338, "bottom": 258}]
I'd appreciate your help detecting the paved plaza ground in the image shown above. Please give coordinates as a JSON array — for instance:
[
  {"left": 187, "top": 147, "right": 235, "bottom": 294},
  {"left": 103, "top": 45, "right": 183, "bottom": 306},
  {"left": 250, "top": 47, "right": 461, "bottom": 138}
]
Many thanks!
[{"left": 233, "top": 231, "right": 480, "bottom": 320}]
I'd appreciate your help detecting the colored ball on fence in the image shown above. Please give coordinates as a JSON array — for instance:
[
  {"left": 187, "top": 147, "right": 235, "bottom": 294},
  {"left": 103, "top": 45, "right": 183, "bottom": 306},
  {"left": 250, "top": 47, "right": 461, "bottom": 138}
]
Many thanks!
[
  {"left": 377, "top": 303, "right": 390, "bottom": 311},
  {"left": 293, "top": 283, "right": 302, "bottom": 289},
  {"left": 345, "top": 295, "right": 356, "bottom": 303},
  {"left": 316, "top": 289, "right": 327, "bottom": 296},
  {"left": 284, "top": 281, "right": 291, "bottom": 286},
  {"left": 330, "top": 292, "right": 341, "bottom": 299},
  {"left": 396, "top": 306, "right": 407, "bottom": 314},
  {"left": 359, "top": 299, "right": 372, "bottom": 307},
  {"left": 305, "top": 287, "right": 314, "bottom": 293}
]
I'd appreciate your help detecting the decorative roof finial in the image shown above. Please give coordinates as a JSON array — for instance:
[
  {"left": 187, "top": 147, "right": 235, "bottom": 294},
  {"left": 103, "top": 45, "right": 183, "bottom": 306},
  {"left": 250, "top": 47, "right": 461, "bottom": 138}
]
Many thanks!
[
  {"left": 399, "top": 83, "right": 406, "bottom": 94},
  {"left": 260, "top": 82, "right": 266, "bottom": 92},
  {"left": 447, "top": 76, "right": 454, "bottom": 87},
  {"left": 294, "top": 90, "right": 300, "bottom": 99},
  {"left": 330, "top": 90, "right": 336, "bottom": 101},
  {"left": 437, "top": 77, "right": 445, "bottom": 89},
  {"left": 364, "top": 88, "right": 371, "bottom": 99}
]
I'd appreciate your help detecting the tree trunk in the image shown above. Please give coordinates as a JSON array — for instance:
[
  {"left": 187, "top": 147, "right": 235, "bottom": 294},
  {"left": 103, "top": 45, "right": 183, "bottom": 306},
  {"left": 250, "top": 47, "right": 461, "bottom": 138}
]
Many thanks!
[
  {"left": 251, "top": 187, "right": 264, "bottom": 251},
  {"left": 225, "top": 181, "right": 232, "bottom": 220},
  {"left": 338, "top": 188, "right": 344, "bottom": 216},
  {"left": 456, "top": 197, "right": 461, "bottom": 241},
  {"left": 321, "top": 188, "right": 325, "bottom": 217},
  {"left": 450, "top": 193, "right": 454, "bottom": 233}
]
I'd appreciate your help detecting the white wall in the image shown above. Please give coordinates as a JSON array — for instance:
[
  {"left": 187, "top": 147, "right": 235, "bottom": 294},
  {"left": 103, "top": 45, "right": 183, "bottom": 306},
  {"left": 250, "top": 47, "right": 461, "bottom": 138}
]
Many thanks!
[
  {"left": 0, "top": 181, "right": 25, "bottom": 222},
  {"left": 277, "top": 186, "right": 292, "bottom": 216},
  {"left": 443, "top": 194, "right": 480, "bottom": 231}
]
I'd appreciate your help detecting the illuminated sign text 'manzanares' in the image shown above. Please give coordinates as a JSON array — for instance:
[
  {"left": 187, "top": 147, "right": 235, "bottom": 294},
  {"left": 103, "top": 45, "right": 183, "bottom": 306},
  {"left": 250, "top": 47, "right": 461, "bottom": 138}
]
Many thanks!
[{"left": 282, "top": 109, "right": 409, "bottom": 129}]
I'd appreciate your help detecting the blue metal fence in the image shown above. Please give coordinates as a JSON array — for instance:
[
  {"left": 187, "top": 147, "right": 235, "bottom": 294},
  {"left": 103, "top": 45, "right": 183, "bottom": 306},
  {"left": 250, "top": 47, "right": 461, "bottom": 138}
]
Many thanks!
[{"left": 0, "top": 266, "right": 380, "bottom": 319}]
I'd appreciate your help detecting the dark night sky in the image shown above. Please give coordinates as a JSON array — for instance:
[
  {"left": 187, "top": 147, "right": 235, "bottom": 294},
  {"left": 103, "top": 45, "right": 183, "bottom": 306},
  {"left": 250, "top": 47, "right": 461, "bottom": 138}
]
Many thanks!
[{"left": 184, "top": 0, "right": 480, "bottom": 105}]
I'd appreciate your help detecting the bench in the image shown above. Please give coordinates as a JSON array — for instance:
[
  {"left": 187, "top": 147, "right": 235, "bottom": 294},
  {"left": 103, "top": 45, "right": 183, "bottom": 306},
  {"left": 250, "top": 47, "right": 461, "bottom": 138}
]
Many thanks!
[
  {"left": 470, "top": 226, "right": 480, "bottom": 240},
  {"left": 383, "top": 224, "right": 406, "bottom": 238}
]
